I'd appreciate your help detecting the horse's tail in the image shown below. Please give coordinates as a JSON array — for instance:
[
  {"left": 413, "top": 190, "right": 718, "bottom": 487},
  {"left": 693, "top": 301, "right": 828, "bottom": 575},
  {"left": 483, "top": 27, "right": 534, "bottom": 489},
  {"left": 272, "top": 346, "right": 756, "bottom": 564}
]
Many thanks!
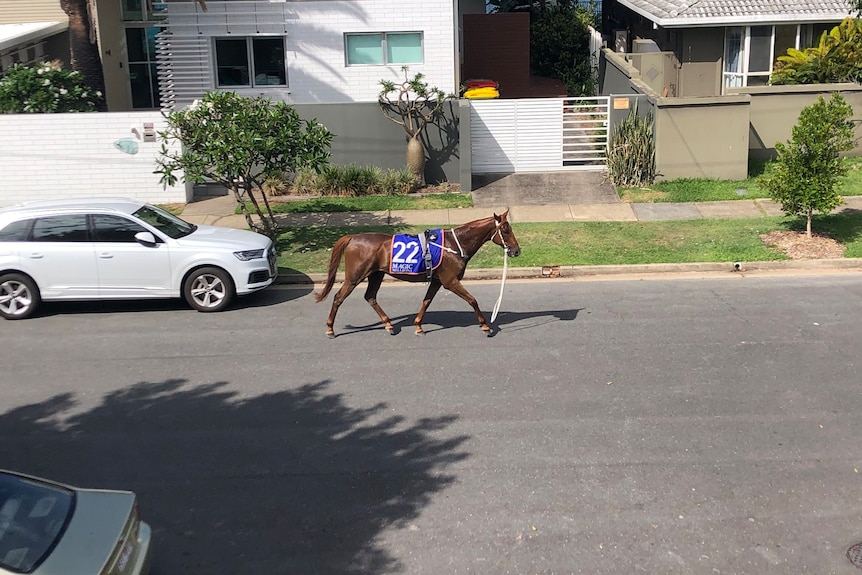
[{"left": 314, "top": 235, "right": 352, "bottom": 302}]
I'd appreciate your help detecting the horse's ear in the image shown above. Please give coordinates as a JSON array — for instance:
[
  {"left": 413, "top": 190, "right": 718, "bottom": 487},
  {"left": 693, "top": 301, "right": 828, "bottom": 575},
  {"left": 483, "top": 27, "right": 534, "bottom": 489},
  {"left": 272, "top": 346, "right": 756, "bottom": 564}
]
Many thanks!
[{"left": 494, "top": 209, "right": 509, "bottom": 222}]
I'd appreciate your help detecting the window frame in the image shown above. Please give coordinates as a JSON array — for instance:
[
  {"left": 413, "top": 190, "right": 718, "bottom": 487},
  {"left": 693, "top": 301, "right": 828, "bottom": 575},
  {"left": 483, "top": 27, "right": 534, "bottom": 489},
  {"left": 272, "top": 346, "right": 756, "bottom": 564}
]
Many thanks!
[
  {"left": 213, "top": 36, "right": 288, "bottom": 89},
  {"left": 722, "top": 22, "right": 837, "bottom": 92},
  {"left": 344, "top": 32, "right": 424, "bottom": 66}
]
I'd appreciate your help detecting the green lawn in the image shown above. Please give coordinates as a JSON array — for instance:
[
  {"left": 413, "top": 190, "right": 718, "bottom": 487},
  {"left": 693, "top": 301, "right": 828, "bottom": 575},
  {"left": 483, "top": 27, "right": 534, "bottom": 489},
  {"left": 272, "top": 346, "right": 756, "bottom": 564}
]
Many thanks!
[
  {"left": 618, "top": 157, "right": 862, "bottom": 203},
  {"left": 214, "top": 159, "right": 862, "bottom": 273},
  {"left": 277, "top": 212, "right": 862, "bottom": 274}
]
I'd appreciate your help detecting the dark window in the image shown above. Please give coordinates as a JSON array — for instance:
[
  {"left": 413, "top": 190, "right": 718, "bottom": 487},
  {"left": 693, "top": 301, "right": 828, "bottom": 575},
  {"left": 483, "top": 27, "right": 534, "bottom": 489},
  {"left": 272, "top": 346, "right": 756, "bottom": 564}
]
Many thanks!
[
  {"left": 91, "top": 214, "right": 149, "bottom": 242},
  {"left": 31, "top": 215, "right": 89, "bottom": 242},
  {"left": 215, "top": 37, "right": 286, "bottom": 87},
  {"left": 126, "top": 27, "right": 162, "bottom": 109},
  {"left": 0, "top": 219, "right": 33, "bottom": 242}
]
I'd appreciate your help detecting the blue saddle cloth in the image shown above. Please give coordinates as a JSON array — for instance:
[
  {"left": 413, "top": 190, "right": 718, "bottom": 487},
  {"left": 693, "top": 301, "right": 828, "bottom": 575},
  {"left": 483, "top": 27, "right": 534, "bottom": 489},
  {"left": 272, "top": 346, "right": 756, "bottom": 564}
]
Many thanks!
[{"left": 389, "top": 230, "right": 443, "bottom": 274}]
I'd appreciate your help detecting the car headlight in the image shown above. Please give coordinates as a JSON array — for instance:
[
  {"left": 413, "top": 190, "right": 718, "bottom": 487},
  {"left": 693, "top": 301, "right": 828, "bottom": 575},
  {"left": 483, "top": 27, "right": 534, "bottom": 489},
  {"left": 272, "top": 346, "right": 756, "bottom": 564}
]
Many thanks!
[{"left": 233, "top": 249, "right": 265, "bottom": 261}]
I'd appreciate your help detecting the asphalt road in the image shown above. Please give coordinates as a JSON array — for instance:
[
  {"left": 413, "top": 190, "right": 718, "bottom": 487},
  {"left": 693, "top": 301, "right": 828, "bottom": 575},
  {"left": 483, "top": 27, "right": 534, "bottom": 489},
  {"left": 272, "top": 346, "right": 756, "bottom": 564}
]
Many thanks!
[{"left": 2, "top": 272, "right": 862, "bottom": 574}]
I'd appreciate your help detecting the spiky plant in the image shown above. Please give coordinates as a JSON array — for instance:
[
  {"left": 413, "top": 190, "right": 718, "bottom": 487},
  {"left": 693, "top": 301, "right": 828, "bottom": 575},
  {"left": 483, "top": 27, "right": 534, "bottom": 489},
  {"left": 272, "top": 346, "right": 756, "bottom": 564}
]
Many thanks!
[{"left": 607, "top": 108, "right": 655, "bottom": 187}]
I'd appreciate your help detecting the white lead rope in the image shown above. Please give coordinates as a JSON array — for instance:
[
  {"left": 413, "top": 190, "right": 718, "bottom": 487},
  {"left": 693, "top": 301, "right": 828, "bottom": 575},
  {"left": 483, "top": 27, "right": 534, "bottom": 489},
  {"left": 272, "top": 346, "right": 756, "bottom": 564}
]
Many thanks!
[
  {"left": 491, "top": 248, "right": 507, "bottom": 323},
  {"left": 491, "top": 224, "right": 508, "bottom": 323}
]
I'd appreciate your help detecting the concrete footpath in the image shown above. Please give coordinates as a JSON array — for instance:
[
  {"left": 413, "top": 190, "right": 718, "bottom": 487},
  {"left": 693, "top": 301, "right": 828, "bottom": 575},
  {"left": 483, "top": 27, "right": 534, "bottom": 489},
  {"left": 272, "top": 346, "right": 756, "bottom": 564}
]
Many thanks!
[{"left": 180, "top": 194, "right": 862, "bottom": 283}]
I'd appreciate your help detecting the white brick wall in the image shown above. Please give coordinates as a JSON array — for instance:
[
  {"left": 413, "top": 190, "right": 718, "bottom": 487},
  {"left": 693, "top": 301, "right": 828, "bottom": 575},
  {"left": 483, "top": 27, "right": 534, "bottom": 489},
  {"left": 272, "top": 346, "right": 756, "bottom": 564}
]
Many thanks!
[
  {"left": 0, "top": 112, "right": 188, "bottom": 208},
  {"left": 164, "top": 0, "right": 456, "bottom": 106}
]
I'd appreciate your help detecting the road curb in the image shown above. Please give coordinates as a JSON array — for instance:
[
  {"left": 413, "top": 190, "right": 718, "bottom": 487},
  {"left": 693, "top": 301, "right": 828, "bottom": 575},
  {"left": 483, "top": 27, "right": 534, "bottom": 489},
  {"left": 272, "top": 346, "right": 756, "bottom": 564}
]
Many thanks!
[{"left": 275, "top": 258, "right": 862, "bottom": 285}]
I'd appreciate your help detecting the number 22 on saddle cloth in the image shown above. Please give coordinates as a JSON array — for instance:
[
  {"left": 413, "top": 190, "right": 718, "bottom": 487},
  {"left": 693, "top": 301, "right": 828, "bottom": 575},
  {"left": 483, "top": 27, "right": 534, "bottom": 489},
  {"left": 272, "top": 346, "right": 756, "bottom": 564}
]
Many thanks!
[{"left": 389, "top": 230, "right": 444, "bottom": 275}]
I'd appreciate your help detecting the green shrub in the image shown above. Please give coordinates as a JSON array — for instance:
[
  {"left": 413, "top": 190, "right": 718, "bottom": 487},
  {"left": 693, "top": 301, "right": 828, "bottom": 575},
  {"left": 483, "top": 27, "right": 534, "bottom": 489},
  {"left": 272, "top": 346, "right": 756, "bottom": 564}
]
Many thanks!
[
  {"left": 607, "top": 108, "right": 655, "bottom": 187},
  {"left": 771, "top": 18, "right": 862, "bottom": 85},
  {"left": 289, "top": 164, "right": 418, "bottom": 196},
  {"left": 0, "top": 61, "right": 103, "bottom": 113}
]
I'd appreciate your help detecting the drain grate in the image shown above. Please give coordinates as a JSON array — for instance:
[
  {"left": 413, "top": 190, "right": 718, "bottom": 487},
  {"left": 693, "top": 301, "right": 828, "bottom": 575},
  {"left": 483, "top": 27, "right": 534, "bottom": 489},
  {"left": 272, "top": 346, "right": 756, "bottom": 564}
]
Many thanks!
[{"left": 847, "top": 543, "right": 862, "bottom": 569}]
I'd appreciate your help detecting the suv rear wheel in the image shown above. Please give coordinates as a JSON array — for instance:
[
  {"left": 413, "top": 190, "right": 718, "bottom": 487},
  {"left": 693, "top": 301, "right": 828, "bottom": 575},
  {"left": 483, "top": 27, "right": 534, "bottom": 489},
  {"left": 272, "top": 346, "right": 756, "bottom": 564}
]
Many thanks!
[
  {"left": 0, "top": 273, "right": 41, "bottom": 320},
  {"left": 183, "top": 266, "right": 234, "bottom": 312}
]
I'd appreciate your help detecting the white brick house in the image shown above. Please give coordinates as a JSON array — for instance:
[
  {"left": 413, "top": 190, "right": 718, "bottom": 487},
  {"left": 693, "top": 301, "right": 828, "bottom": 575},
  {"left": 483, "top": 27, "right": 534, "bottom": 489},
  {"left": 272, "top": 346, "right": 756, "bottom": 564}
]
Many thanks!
[{"left": 159, "top": 0, "right": 483, "bottom": 109}]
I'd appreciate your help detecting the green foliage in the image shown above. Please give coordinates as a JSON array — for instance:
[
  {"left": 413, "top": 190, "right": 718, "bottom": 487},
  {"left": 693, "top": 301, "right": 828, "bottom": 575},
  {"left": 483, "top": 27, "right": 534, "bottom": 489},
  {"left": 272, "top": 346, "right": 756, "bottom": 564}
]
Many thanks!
[
  {"left": 290, "top": 165, "right": 418, "bottom": 196},
  {"left": 156, "top": 91, "right": 333, "bottom": 238},
  {"left": 758, "top": 93, "right": 856, "bottom": 236},
  {"left": 530, "top": 1, "right": 598, "bottom": 96},
  {"left": 0, "top": 61, "right": 102, "bottom": 113},
  {"left": 771, "top": 18, "right": 862, "bottom": 85},
  {"left": 607, "top": 108, "right": 655, "bottom": 187}
]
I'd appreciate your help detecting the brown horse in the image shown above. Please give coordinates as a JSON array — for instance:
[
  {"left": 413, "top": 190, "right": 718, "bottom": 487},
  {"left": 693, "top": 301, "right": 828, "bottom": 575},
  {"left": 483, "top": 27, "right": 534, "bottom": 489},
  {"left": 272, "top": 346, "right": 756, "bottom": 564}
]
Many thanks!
[{"left": 315, "top": 210, "right": 521, "bottom": 338}]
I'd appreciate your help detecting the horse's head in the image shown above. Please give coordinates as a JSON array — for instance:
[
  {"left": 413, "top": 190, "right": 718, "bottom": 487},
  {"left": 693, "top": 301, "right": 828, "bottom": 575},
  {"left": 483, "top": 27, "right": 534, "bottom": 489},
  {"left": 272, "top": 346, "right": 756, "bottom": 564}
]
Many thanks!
[{"left": 493, "top": 210, "right": 521, "bottom": 257}]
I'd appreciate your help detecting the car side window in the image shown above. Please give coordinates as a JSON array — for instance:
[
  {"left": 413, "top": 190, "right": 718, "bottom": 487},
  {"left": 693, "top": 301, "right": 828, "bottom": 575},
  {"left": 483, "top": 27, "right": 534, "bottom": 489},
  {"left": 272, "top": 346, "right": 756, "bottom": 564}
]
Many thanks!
[
  {"left": 0, "top": 219, "right": 33, "bottom": 242},
  {"left": 31, "top": 215, "right": 89, "bottom": 242},
  {"left": 91, "top": 214, "right": 149, "bottom": 243}
]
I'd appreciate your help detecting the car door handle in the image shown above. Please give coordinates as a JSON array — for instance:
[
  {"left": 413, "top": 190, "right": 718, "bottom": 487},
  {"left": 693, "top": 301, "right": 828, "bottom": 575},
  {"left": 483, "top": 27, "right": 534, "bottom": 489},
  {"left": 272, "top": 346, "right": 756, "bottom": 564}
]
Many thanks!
[
  {"left": 98, "top": 253, "right": 114, "bottom": 259},
  {"left": 28, "top": 253, "right": 44, "bottom": 259}
]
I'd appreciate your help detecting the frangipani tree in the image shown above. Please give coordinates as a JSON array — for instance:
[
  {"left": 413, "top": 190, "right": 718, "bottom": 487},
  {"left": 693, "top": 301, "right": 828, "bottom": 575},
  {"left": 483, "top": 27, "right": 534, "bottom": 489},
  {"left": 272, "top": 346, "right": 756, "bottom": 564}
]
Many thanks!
[
  {"left": 0, "top": 61, "right": 102, "bottom": 113},
  {"left": 156, "top": 91, "right": 332, "bottom": 239},
  {"left": 379, "top": 67, "right": 453, "bottom": 185}
]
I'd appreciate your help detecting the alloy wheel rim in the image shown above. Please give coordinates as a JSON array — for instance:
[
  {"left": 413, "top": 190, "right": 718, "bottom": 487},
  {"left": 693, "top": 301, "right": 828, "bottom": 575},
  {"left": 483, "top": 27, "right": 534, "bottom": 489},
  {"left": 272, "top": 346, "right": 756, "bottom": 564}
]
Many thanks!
[
  {"left": 0, "top": 280, "right": 32, "bottom": 316},
  {"left": 190, "top": 274, "right": 226, "bottom": 308}
]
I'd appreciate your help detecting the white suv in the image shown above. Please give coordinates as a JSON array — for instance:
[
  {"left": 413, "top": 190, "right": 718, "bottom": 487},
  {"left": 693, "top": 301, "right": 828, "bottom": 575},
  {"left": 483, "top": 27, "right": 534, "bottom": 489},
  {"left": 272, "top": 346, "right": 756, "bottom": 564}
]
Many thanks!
[{"left": 0, "top": 197, "right": 277, "bottom": 319}]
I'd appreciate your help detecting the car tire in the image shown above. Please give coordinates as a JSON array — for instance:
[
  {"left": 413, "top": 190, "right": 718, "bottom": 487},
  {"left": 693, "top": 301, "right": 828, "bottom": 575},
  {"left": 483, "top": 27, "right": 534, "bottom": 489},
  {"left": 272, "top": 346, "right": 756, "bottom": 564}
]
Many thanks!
[
  {"left": 183, "top": 266, "right": 235, "bottom": 312},
  {"left": 0, "top": 273, "right": 41, "bottom": 320}
]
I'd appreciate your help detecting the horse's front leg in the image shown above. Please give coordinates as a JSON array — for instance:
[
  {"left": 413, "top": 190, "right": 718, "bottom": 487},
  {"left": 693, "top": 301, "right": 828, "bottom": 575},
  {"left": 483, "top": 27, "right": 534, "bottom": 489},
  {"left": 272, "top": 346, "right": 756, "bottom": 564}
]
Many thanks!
[
  {"left": 364, "top": 271, "right": 395, "bottom": 334},
  {"left": 414, "top": 279, "right": 443, "bottom": 336},
  {"left": 444, "top": 279, "right": 492, "bottom": 336}
]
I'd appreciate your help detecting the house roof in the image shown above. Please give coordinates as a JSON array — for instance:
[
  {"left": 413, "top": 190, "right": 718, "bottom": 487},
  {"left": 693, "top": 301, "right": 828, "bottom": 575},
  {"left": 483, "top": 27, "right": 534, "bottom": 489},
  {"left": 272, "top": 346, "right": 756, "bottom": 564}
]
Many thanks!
[
  {"left": 615, "top": 0, "right": 855, "bottom": 27},
  {"left": 0, "top": 21, "right": 68, "bottom": 53}
]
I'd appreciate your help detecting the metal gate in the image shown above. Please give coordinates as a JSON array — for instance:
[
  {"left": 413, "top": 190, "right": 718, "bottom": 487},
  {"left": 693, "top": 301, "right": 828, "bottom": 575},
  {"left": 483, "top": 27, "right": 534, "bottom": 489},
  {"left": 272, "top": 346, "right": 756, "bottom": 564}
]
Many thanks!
[{"left": 470, "top": 96, "right": 609, "bottom": 173}]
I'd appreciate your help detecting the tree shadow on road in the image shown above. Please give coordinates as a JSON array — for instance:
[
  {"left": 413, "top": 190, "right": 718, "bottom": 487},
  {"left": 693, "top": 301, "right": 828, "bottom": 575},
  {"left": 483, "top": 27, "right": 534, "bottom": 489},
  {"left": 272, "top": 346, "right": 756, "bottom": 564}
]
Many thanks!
[{"left": 0, "top": 379, "right": 469, "bottom": 574}]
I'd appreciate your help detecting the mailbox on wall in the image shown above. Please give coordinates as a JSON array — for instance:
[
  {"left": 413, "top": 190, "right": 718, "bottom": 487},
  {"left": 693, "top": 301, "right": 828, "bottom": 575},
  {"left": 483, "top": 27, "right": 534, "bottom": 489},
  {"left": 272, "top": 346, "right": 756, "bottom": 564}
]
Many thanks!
[{"left": 142, "top": 122, "right": 156, "bottom": 142}]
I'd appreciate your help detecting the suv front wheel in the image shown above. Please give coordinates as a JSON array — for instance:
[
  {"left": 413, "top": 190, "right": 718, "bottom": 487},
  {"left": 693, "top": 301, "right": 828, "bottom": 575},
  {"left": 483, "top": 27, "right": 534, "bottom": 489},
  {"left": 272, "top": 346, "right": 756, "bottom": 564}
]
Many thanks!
[
  {"left": 183, "top": 266, "right": 235, "bottom": 312},
  {"left": 0, "top": 273, "right": 41, "bottom": 320}
]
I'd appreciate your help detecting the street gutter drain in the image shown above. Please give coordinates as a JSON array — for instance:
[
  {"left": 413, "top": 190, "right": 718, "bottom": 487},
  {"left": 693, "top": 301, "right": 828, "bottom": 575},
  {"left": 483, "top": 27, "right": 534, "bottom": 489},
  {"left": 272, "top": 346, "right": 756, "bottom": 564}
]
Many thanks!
[{"left": 847, "top": 543, "right": 862, "bottom": 568}]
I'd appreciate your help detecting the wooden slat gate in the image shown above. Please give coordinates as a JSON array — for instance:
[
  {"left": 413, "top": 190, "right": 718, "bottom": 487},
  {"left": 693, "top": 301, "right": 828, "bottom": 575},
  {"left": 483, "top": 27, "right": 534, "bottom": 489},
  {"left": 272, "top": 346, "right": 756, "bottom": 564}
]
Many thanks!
[{"left": 470, "top": 96, "right": 610, "bottom": 173}]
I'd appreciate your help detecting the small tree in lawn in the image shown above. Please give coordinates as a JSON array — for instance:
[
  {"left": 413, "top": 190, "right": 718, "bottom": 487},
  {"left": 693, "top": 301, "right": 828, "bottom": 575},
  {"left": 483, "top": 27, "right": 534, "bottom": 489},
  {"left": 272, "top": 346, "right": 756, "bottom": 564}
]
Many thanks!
[
  {"left": 379, "top": 67, "right": 452, "bottom": 186},
  {"left": 156, "top": 91, "right": 333, "bottom": 239},
  {"left": 758, "top": 93, "right": 856, "bottom": 238}
]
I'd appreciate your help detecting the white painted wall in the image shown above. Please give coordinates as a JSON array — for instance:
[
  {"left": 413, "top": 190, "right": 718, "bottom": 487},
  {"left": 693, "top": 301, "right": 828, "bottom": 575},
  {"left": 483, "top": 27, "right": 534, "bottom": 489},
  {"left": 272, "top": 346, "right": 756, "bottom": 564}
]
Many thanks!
[
  {"left": 0, "top": 112, "right": 188, "bottom": 208},
  {"left": 162, "top": 0, "right": 456, "bottom": 108}
]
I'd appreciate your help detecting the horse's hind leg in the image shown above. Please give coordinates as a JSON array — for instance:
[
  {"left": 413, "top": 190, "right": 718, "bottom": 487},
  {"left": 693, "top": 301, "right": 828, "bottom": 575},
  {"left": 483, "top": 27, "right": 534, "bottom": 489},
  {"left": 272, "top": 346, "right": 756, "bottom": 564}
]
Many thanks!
[
  {"left": 325, "top": 281, "right": 361, "bottom": 338},
  {"left": 364, "top": 271, "right": 395, "bottom": 334},
  {"left": 414, "top": 279, "right": 442, "bottom": 336}
]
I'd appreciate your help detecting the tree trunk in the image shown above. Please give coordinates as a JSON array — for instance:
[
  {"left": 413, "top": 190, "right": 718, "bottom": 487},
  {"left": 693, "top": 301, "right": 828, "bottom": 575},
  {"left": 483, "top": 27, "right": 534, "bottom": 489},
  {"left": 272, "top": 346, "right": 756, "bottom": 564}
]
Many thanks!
[
  {"left": 807, "top": 208, "right": 813, "bottom": 238},
  {"left": 406, "top": 135, "right": 426, "bottom": 186},
  {"left": 61, "top": 0, "right": 106, "bottom": 111}
]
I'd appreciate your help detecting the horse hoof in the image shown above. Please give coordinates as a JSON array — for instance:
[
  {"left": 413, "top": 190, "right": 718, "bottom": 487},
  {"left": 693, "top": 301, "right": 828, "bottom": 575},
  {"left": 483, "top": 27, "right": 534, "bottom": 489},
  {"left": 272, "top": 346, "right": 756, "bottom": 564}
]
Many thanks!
[
  {"left": 415, "top": 330, "right": 425, "bottom": 336},
  {"left": 386, "top": 328, "right": 395, "bottom": 335},
  {"left": 327, "top": 332, "right": 335, "bottom": 339}
]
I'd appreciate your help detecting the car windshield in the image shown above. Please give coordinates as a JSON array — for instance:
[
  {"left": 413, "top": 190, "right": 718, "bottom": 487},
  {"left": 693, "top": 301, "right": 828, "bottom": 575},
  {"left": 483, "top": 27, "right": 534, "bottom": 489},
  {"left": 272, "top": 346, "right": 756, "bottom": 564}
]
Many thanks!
[
  {"left": 133, "top": 204, "right": 197, "bottom": 239},
  {"left": 0, "top": 472, "right": 74, "bottom": 573}
]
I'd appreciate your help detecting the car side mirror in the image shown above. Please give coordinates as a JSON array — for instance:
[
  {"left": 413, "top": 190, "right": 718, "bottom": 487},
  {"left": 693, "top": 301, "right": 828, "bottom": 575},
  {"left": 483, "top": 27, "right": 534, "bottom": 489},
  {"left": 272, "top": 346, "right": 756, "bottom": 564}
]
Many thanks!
[{"left": 134, "top": 231, "right": 158, "bottom": 246}]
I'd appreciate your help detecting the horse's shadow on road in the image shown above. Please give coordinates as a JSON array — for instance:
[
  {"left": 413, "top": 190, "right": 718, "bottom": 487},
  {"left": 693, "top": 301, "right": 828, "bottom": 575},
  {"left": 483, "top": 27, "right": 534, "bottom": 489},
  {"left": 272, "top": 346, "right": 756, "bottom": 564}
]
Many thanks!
[{"left": 340, "top": 307, "right": 582, "bottom": 337}]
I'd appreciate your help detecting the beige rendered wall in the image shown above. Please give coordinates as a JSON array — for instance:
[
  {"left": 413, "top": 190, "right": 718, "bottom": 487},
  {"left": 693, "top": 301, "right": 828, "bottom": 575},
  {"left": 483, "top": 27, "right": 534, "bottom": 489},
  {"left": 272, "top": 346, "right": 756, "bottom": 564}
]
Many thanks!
[
  {"left": 677, "top": 28, "right": 722, "bottom": 97},
  {"left": 730, "top": 83, "right": 862, "bottom": 160},
  {"left": 94, "top": 0, "right": 131, "bottom": 111},
  {"left": 0, "top": 0, "right": 65, "bottom": 23},
  {"left": 654, "top": 95, "right": 750, "bottom": 181}
]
